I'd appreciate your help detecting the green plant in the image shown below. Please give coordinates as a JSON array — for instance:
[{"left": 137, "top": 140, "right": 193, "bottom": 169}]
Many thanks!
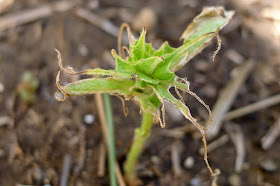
[
  {"left": 55, "top": 7, "right": 233, "bottom": 185},
  {"left": 18, "top": 71, "right": 39, "bottom": 104}
]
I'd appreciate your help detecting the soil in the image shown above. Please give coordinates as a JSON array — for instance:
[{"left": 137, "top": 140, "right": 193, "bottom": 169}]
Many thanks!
[{"left": 0, "top": 0, "right": 280, "bottom": 186}]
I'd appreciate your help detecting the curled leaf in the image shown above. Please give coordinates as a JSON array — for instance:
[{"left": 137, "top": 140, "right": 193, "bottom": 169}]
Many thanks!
[
  {"left": 171, "top": 6, "right": 234, "bottom": 71},
  {"left": 181, "top": 7, "right": 234, "bottom": 41}
]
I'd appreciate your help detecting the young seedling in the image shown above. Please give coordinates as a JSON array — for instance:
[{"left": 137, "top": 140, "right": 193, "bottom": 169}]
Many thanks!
[
  {"left": 18, "top": 71, "right": 39, "bottom": 104},
  {"left": 55, "top": 7, "right": 233, "bottom": 185}
]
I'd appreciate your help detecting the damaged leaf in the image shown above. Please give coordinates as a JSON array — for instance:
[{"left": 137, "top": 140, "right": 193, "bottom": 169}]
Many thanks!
[{"left": 55, "top": 6, "right": 234, "bottom": 177}]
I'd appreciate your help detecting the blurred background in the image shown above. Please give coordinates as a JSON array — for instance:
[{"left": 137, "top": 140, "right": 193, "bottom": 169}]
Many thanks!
[{"left": 0, "top": 0, "right": 279, "bottom": 185}]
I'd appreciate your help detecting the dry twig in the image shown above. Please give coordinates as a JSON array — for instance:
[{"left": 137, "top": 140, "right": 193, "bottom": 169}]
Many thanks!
[
  {"left": 171, "top": 141, "right": 183, "bottom": 177},
  {"left": 225, "top": 94, "right": 280, "bottom": 121},
  {"left": 207, "top": 60, "right": 254, "bottom": 140},
  {"left": 97, "top": 143, "right": 106, "bottom": 177},
  {"left": 225, "top": 123, "right": 246, "bottom": 173},
  {"left": 0, "top": 1, "right": 77, "bottom": 32},
  {"left": 7, "top": 132, "right": 23, "bottom": 164},
  {"left": 60, "top": 154, "right": 72, "bottom": 186},
  {"left": 95, "top": 94, "right": 126, "bottom": 186},
  {"left": 72, "top": 111, "right": 87, "bottom": 183},
  {"left": 261, "top": 117, "right": 280, "bottom": 150},
  {"left": 75, "top": 8, "right": 120, "bottom": 38},
  {"left": 157, "top": 128, "right": 185, "bottom": 139},
  {"left": 199, "top": 134, "right": 229, "bottom": 155},
  {"left": 75, "top": 8, "right": 130, "bottom": 47}
]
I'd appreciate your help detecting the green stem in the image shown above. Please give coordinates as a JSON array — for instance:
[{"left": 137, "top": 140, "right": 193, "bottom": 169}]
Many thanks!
[
  {"left": 103, "top": 94, "right": 117, "bottom": 186},
  {"left": 124, "top": 111, "right": 154, "bottom": 183}
]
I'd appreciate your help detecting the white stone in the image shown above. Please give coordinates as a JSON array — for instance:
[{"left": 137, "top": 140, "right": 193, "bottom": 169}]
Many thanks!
[
  {"left": 84, "top": 114, "right": 95, "bottom": 125},
  {"left": 184, "top": 156, "right": 195, "bottom": 168}
]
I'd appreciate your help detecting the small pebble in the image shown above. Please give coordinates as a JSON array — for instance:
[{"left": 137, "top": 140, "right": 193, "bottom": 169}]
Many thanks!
[
  {"left": 88, "top": 0, "right": 99, "bottom": 9},
  {"left": 0, "top": 83, "right": 4, "bottom": 93},
  {"left": 54, "top": 91, "right": 64, "bottom": 101},
  {"left": 151, "top": 155, "right": 161, "bottom": 165},
  {"left": 194, "top": 60, "right": 209, "bottom": 72},
  {"left": 200, "top": 84, "right": 217, "bottom": 98},
  {"left": 32, "top": 166, "right": 44, "bottom": 183},
  {"left": 0, "top": 0, "right": 14, "bottom": 14},
  {"left": 132, "top": 7, "right": 157, "bottom": 31},
  {"left": 0, "top": 116, "right": 10, "bottom": 126},
  {"left": 164, "top": 100, "right": 184, "bottom": 122},
  {"left": 78, "top": 44, "right": 89, "bottom": 57},
  {"left": 229, "top": 174, "right": 241, "bottom": 186},
  {"left": 194, "top": 74, "right": 206, "bottom": 84},
  {"left": 45, "top": 168, "right": 56, "bottom": 183},
  {"left": 226, "top": 49, "right": 244, "bottom": 64},
  {"left": 190, "top": 178, "right": 201, "bottom": 186},
  {"left": 259, "top": 159, "right": 277, "bottom": 172},
  {"left": 84, "top": 114, "right": 95, "bottom": 125},
  {"left": 184, "top": 156, "right": 195, "bottom": 169}
]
